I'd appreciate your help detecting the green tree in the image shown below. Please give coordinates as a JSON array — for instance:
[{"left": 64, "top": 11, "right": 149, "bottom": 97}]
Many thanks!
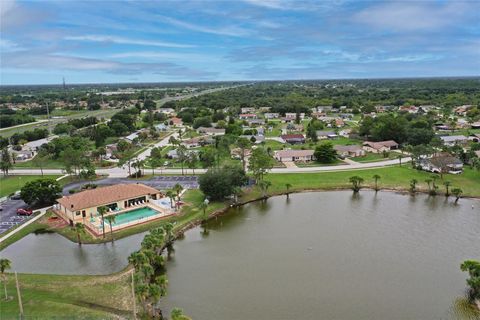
[
  {"left": 105, "top": 215, "right": 116, "bottom": 242},
  {"left": 0, "top": 258, "right": 11, "bottom": 300},
  {"left": 258, "top": 180, "right": 272, "bottom": 198},
  {"left": 409, "top": 179, "right": 418, "bottom": 194},
  {"left": 173, "top": 183, "right": 183, "bottom": 202},
  {"left": 71, "top": 222, "right": 86, "bottom": 245},
  {"left": 165, "top": 190, "right": 176, "bottom": 209},
  {"left": 20, "top": 178, "right": 62, "bottom": 206},
  {"left": 237, "top": 137, "right": 251, "bottom": 171},
  {"left": 349, "top": 176, "right": 364, "bottom": 193},
  {"left": 452, "top": 188, "right": 463, "bottom": 203},
  {"left": 249, "top": 148, "right": 275, "bottom": 181},
  {"left": 372, "top": 174, "right": 381, "bottom": 191},
  {"left": 199, "top": 165, "right": 248, "bottom": 201},
  {"left": 460, "top": 260, "right": 480, "bottom": 302},
  {"left": 0, "top": 148, "right": 13, "bottom": 176},
  {"left": 314, "top": 142, "right": 337, "bottom": 163},
  {"left": 171, "top": 308, "right": 192, "bottom": 320},
  {"left": 443, "top": 181, "right": 451, "bottom": 197}
]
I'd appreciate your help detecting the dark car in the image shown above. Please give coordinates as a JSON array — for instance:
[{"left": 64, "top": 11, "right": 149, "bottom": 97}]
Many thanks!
[
  {"left": 10, "top": 193, "right": 22, "bottom": 200},
  {"left": 17, "top": 208, "right": 33, "bottom": 216}
]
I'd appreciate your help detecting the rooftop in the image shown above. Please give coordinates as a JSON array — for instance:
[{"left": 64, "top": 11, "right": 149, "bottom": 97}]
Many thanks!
[{"left": 57, "top": 183, "right": 160, "bottom": 211}]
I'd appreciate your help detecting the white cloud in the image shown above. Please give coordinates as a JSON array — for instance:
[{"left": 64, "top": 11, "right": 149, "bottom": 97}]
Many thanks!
[
  {"left": 354, "top": 2, "right": 470, "bottom": 32},
  {"left": 158, "top": 15, "right": 252, "bottom": 37},
  {"left": 109, "top": 51, "right": 214, "bottom": 61},
  {"left": 64, "top": 35, "right": 196, "bottom": 48}
]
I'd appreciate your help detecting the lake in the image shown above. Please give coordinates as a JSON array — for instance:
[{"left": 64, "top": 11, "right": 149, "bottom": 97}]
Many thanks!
[
  {"left": 1, "top": 191, "right": 478, "bottom": 319},
  {"left": 159, "top": 191, "right": 479, "bottom": 320}
]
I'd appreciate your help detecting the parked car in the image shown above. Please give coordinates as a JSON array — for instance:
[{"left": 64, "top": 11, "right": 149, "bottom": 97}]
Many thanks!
[
  {"left": 10, "top": 193, "right": 22, "bottom": 200},
  {"left": 17, "top": 208, "right": 33, "bottom": 216}
]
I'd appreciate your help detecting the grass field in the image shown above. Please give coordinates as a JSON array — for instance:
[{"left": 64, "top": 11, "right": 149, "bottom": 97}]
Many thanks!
[
  {"left": 351, "top": 152, "right": 398, "bottom": 163},
  {"left": 264, "top": 166, "right": 480, "bottom": 197},
  {"left": 0, "top": 271, "right": 133, "bottom": 319},
  {"left": 0, "top": 175, "right": 61, "bottom": 197}
]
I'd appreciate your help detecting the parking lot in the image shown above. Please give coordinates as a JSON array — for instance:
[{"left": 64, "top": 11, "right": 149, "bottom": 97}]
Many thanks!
[
  {"left": 0, "top": 198, "right": 30, "bottom": 234},
  {"left": 0, "top": 175, "right": 199, "bottom": 236}
]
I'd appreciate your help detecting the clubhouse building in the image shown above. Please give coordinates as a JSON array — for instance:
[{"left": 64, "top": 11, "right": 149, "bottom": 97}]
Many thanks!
[{"left": 54, "top": 183, "right": 174, "bottom": 236}]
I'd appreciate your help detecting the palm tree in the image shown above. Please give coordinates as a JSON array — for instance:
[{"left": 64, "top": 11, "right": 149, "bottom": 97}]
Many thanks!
[
  {"left": 105, "top": 215, "right": 116, "bottom": 242},
  {"left": 349, "top": 176, "right": 364, "bottom": 193},
  {"left": 397, "top": 154, "right": 403, "bottom": 166},
  {"left": 0, "top": 258, "right": 11, "bottom": 300},
  {"left": 128, "top": 251, "right": 147, "bottom": 269},
  {"left": 424, "top": 178, "right": 432, "bottom": 192},
  {"left": 409, "top": 179, "right": 418, "bottom": 194},
  {"left": 173, "top": 183, "right": 183, "bottom": 202},
  {"left": 71, "top": 223, "right": 86, "bottom": 245},
  {"left": 165, "top": 190, "right": 175, "bottom": 209},
  {"left": 443, "top": 181, "right": 451, "bottom": 197},
  {"left": 97, "top": 206, "right": 108, "bottom": 238},
  {"left": 285, "top": 183, "right": 292, "bottom": 199},
  {"left": 199, "top": 199, "right": 209, "bottom": 221},
  {"left": 372, "top": 174, "right": 381, "bottom": 191},
  {"left": 258, "top": 180, "right": 272, "bottom": 198},
  {"left": 452, "top": 188, "right": 463, "bottom": 203}
]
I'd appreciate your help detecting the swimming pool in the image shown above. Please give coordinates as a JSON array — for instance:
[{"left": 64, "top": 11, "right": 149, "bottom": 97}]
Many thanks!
[{"left": 108, "top": 207, "right": 161, "bottom": 226}]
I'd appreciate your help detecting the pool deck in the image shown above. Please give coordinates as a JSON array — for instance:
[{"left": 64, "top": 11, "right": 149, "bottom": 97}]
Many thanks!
[{"left": 53, "top": 201, "right": 177, "bottom": 238}]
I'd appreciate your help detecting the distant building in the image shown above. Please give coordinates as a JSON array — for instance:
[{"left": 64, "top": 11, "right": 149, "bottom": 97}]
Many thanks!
[
  {"left": 197, "top": 127, "right": 226, "bottom": 136},
  {"left": 419, "top": 154, "right": 463, "bottom": 174},
  {"left": 362, "top": 140, "right": 399, "bottom": 153},
  {"left": 333, "top": 145, "right": 365, "bottom": 157},
  {"left": 316, "top": 131, "right": 338, "bottom": 140},
  {"left": 239, "top": 113, "right": 257, "bottom": 120},
  {"left": 274, "top": 149, "right": 314, "bottom": 162},
  {"left": 241, "top": 107, "right": 256, "bottom": 113},
  {"left": 264, "top": 112, "right": 279, "bottom": 119},
  {"left": 439, "top": 135, "right": 468, "bottom": 147},
  {"left": 281, "top": 134, "right": 305, "bottom": 144}
]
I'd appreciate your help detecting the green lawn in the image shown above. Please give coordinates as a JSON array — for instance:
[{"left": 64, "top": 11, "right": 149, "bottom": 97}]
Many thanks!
[
  {"left": 295, "top": 159, "right": 346, "bottom": 167},
  {"left": 13, "top": 156, "right": 65, "bottom": 169},
  {"left": 351, "top": 152, "right": 398, "bottom": 163},
  {"left": 0, "top": 175, "right": 61, "bottom": 197},
  {"left": 0, "top": 271, "right": 133, "bottom": 319},
  {"left": 264, "top": 166, "right": 480, "bottom": 198}
]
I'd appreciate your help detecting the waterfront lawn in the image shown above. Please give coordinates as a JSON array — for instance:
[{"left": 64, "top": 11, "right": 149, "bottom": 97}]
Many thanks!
[
  {"left": 0, "top": 271, "right": 133, "bottom": 319},
  {"left": 0, "top": 175, "right": 61, "bottom": 197},
  {"left": 264, "top": 166, "right": 480, "bottom": 198}
]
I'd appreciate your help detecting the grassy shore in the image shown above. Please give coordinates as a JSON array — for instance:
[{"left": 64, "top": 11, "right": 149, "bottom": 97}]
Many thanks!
[{"left": 0, "top": 270, "right": 134, "bottom": 319}]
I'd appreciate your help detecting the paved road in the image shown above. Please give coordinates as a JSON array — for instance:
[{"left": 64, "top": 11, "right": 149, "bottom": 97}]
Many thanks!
[{"left": 8, "top": 157, "right": 411, "bottom": 176}]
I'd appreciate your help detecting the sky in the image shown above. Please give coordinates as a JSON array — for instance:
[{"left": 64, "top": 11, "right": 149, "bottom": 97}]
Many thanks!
[{"left": 1, "top": 0, "right": 479, "bottom": 85}]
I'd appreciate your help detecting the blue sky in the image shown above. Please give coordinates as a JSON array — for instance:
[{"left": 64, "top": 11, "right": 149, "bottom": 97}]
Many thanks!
[{"left": 1, "top": 0, "right": 479, "bottom": 85}]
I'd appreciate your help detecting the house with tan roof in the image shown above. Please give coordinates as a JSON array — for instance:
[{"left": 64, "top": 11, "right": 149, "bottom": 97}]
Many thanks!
[
  {"left": 54, "top": 184, "right": 169, "bottom": 234},
  {"left": 274, "top": 149, "right": 314, "bottom": 162},
  {"left": 362, "top": 140, "right": 399, "bottom": 153}
]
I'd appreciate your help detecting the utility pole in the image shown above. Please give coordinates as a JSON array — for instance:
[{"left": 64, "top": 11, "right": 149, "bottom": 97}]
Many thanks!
[
  {"left": 131, "top": 270, "right": 137, "bottom": 320},
  {"left": 15, "top": 272, "right": 24, "bottom": 319}
]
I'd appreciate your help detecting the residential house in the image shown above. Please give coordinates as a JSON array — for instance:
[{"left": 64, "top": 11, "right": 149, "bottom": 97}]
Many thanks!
[
  {"left": 362, "top": 140, "right": 399, "bottom": 153},
  {"left": 241, "top": 107, "right": 256, "bottom": 113},
  {"left": 159, "top": 108, "right": 175, "bottom": 115},
  {"left": 334, "top": 145, "right": 365, "bottom": 157},
  {"left": 274, "top": 149, "right": 314, "bottom": 162},
  {"left": 285, "top": 112, "right": 305, "bottom": 120},
  {"left": 124, "top": 132, "right": 139, "bottom": 142},
  {"left": 169, "top": 117, "right": 183, "bottom": 126},
  {"left": 105, "top": 143, "right": 118, "bottom": 159},
  {"left": 248, "top": 119, "right": 266, "bottom": 126},
  {"left": 231, "top": 147, "right": 252, "bottom": 160},
  {"left": 439, "top": 135, "right": 468, "bottom": 146},
  {"left": 264, "top": 112, "right": 279, "bottom": 119},
  {"left": 281, "top": 134, "right": 305, "bottom": 144},
  {"left": 239, "top": 113, "right": 257, "bottom": 120},
  {"left": 155, "top": 124, "right": 168, "bottom": 131},
  {"left": 197, "top": 127, "right": 226, "bottom": 136},
  {"left": 419, "top": 154, "right": 463, "bottom": 174},
  {"left": 316, "top": 131, "right": 338, "bottom": 140},
  {"left": 24, "top": 136, "right": 57, "bottom": 152}
]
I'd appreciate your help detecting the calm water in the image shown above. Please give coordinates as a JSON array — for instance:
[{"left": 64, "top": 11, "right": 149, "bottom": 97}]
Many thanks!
[
  {"left": 0, "top": 191, "right": 479, "bottom": 318},
  {"left": 0, "top": 231, "right": 146, "bottom": 275},
  {"left": 160, "top": 191, "right": 480, "bottom": 320}
]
